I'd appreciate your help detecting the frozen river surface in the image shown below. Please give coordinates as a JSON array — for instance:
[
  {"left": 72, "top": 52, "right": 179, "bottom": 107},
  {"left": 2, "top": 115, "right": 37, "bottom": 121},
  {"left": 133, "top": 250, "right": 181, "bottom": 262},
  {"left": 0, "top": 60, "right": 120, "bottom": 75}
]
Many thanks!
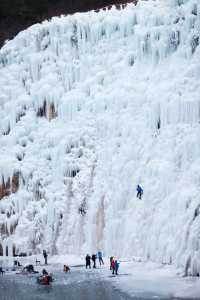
[
  {"left": 0, "top": 267, "right": 198, "bottom": 300},
  {"left": 1, "top": 268, "right": 131, "bottom": 300}
]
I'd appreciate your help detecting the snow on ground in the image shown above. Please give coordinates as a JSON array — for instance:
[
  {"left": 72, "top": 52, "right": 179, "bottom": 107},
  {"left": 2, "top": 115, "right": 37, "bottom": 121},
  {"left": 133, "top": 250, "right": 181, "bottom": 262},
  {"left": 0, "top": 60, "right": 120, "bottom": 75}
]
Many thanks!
[
  {"left": 98, "top": 259, "right": 200, "bottom": 299},
  {"left": 0, "top": 254, "right": 85, "bottom": 271},
  {"left": 49, "top": 254, "right": 85, "bottom": 266}
]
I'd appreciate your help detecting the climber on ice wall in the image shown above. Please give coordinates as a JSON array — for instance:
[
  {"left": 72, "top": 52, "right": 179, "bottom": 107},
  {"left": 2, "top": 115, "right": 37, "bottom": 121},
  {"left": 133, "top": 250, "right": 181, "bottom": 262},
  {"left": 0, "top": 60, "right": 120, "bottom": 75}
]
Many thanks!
[
  {"left": 136, "top": 184, "right": 143, "bottom": 199},
  {"left": 79, "top": 207, "right": 86, "bottom": 215}
]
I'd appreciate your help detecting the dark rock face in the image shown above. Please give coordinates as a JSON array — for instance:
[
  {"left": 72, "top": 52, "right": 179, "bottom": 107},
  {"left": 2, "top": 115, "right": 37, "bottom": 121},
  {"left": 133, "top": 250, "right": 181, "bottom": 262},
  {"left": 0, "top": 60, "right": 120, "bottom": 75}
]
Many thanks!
[
  {"left": 0, "top": 0, "right": 137, "bottom": 47},
  {"left": 0, "top": 173, "right": 20, "bottom": 200}
]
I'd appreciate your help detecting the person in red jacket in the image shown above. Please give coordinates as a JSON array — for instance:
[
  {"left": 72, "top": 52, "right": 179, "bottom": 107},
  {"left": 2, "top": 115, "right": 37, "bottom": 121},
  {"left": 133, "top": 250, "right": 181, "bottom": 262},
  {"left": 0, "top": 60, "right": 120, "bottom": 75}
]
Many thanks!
[
  {"left": 110, "top": 256, "right": 114, "bottom": 270},
  {"left": 111, "top": 258, "right": 115, "bottom": 275}
]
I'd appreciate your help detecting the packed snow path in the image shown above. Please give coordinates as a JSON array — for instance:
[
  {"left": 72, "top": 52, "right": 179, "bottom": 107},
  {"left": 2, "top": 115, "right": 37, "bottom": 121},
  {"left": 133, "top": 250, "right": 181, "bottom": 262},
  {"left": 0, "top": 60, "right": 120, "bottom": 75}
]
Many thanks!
[{"left": 0, "top": 0, "right": 200, "bottom": 277}]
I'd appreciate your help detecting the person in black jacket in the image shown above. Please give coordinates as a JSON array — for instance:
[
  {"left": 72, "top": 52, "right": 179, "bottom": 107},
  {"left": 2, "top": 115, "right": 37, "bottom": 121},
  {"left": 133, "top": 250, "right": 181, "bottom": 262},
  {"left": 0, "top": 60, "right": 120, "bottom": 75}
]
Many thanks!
[
  {"left": 43, "top": 250, "right": 48, "bottom": 265},
  {"left": 91, "top": 254, "right": 97, "bottom": 268},
  {"left": 85, "top": 254, "right": 91, "bottom": 269}
]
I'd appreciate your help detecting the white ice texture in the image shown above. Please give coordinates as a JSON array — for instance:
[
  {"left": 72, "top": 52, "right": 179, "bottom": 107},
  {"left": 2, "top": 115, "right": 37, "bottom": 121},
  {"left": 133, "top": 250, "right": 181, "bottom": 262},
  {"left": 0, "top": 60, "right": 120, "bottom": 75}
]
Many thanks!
[{"left": 0, "top": 0, "right": 200, "bottom": 276}]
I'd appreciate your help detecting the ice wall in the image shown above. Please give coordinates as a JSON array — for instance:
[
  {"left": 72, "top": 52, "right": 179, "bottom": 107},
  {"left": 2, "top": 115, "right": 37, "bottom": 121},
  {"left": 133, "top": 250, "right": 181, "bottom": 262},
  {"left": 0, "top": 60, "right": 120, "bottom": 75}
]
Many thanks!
[{"left": 0, "top": 0, "right": 200, "bottom": 276}]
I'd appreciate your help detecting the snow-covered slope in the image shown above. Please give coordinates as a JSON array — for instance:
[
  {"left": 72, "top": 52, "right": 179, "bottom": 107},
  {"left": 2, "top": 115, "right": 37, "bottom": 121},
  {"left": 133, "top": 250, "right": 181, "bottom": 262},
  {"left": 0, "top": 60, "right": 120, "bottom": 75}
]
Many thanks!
[{"left": 0, "top": 0, "right": 200, "bottom": 275}]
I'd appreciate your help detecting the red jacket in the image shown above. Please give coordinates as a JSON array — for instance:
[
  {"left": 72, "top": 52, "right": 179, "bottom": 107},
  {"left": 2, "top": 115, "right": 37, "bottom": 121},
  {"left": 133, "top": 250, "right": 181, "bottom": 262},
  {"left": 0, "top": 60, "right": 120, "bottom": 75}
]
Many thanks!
[{"left": 111, "top": 260, "right": 115, "bottom": 269}]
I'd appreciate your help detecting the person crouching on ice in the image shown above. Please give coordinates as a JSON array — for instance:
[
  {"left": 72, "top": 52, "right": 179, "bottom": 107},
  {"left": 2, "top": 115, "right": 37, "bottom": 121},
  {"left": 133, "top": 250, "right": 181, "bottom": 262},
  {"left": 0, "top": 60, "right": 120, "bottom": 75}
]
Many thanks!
[{"left": 63, "top": 265, "right": 70, "bottom": 273}]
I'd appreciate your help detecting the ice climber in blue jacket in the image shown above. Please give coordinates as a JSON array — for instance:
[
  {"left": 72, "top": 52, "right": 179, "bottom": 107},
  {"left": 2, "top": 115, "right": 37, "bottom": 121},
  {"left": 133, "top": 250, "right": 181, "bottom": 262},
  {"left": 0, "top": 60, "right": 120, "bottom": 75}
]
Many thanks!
[{"left": 136, "top": 184, "right": 143, "bottom": 199}]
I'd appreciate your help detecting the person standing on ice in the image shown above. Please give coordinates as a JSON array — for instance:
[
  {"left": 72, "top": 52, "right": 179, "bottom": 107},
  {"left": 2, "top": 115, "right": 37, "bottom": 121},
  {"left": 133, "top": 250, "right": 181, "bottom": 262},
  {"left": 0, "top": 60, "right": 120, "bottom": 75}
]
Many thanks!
[
  {"left": 136, "top": 184, "right": 143, "bottom": 199},
  {"left": 110, "top": 256, "right": 114, "bottom": 270},
  {"left": 43, "top": 250, "right": 48, "bottom": 265},
  {"left": 111, "top": 258, "right": 115, "bottom": 275},
  {"left": 114, "top": 260, "right": 120, "bottom": 275},
  {"left": 85, "top": 254, "right": 91, "bottom": 269},
  {"left": 91, "top": 254, "right": 97, "bottom": 268},
  {"left": 97, "top": 251, "right": 104, "bottom": 266}
]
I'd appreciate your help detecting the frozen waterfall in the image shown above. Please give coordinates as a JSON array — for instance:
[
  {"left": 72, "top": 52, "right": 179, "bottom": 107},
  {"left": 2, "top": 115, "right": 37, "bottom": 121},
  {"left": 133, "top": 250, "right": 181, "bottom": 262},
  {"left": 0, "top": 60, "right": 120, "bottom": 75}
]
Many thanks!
[{"left": 0, "top": 0, "right": 200, "bottom": 276}]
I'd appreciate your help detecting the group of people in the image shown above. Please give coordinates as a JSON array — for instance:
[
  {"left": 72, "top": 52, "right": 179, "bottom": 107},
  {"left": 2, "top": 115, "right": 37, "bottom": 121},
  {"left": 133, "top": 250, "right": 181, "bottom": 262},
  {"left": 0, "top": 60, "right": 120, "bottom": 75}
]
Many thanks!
[
  {"left": 16, "top": 263, "right": 53, "bottom": 285},
  {"left": 85, "top": 252, "right": 120, "bottom": 275},
  {"left": 85, "top": 251, "right": 104, "bottom": 269},
  {"left": 110, "top": 256, "right": 120, "bottom": 275}
]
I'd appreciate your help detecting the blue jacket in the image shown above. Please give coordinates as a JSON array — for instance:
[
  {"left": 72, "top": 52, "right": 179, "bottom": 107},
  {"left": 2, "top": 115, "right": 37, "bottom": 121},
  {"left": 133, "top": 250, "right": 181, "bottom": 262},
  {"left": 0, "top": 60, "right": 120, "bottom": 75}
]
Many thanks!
[
  {"left": 115, "top": 260, "right": 120, "bottom": 269},
  {"left": 98, "top": 251, "right": 102, "bottom": 258},
  {"left": 136, "top": 185, "right": 143, "bottom": 193}
]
